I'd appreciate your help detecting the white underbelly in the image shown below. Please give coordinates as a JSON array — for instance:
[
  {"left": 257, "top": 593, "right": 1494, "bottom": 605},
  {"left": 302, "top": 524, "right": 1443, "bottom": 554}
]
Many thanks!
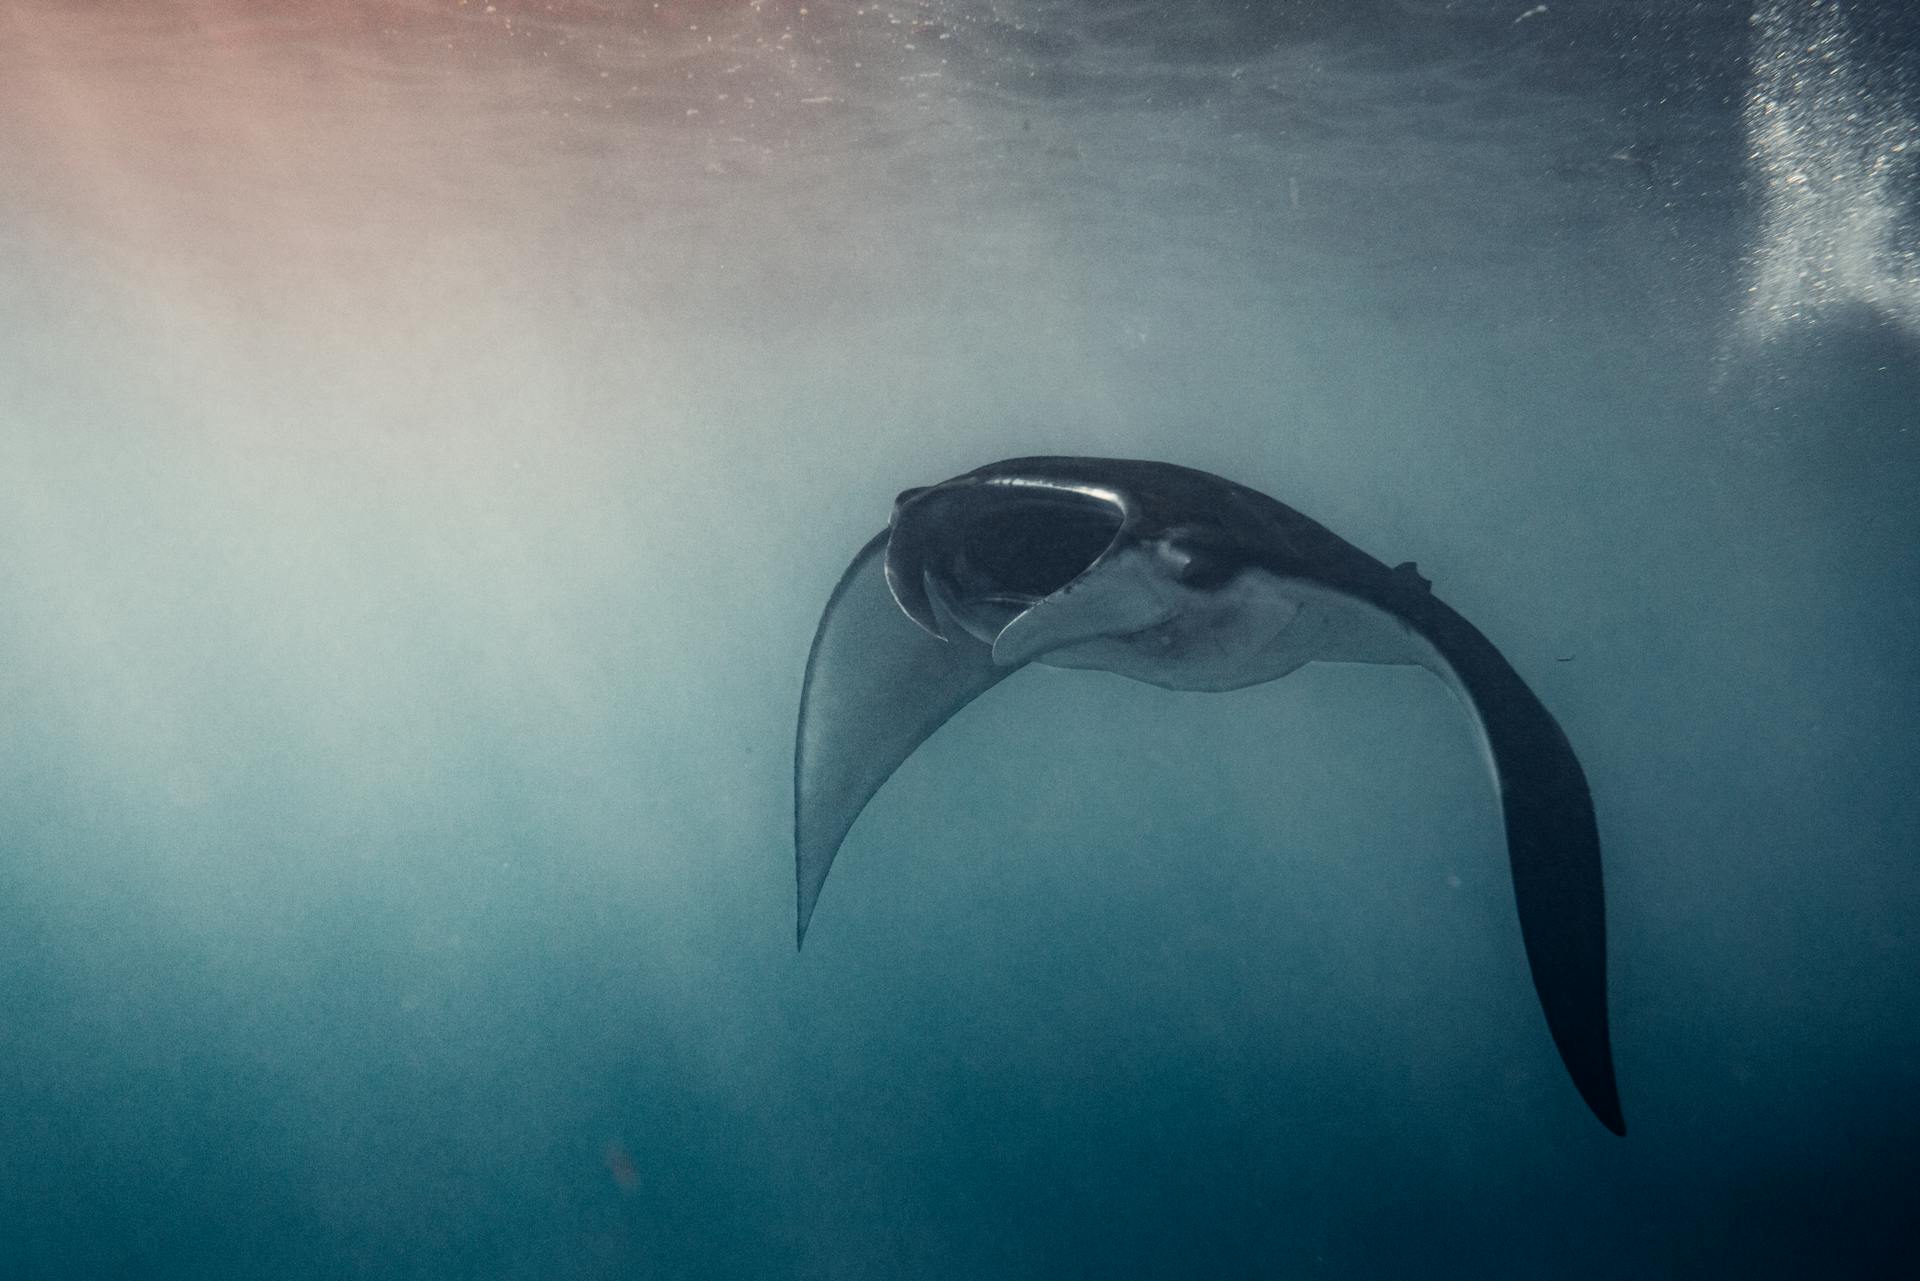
[{"left": 1036, "top": 569, "right": 1435, "bottom": 692}]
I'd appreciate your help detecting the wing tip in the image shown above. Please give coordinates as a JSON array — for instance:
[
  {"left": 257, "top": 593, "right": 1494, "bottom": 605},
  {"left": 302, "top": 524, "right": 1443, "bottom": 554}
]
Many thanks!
[
  {"left": 1584, "top": 1076, "right": 1627, "bottom": 1136},
  {"left": 795, "top": 871, "right": 818, "bottom": 951}
]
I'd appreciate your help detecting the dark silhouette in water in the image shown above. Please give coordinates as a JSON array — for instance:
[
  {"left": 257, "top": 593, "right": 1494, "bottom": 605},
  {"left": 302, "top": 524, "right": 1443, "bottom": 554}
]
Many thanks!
[{"left": 795, "top": 457, "right": 1625, "bottom": 1135}]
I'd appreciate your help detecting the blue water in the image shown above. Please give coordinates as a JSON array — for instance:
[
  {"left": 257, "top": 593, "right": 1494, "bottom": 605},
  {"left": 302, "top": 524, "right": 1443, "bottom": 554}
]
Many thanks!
[{"left": 1, "top": 1, "right": 1916, "bottom": 1276}]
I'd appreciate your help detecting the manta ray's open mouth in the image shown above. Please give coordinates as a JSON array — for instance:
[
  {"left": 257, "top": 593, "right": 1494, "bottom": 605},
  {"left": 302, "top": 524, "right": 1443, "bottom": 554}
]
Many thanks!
[
  {"left": 950, "top": 492, "right": 1122, "bottom": 598},
  {"left": 886, "top": 479, "right": 1126, "bottom": 642}
]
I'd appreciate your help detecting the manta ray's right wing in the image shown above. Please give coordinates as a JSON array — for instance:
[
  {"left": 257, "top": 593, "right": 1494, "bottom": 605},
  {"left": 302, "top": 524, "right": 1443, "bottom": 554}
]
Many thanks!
[
  {"left": 794, "top": 531, "right": 1019, "bottom": 947},
  {"left": 1402, "top": 591, "right": 1627, "bottom": 1137}
]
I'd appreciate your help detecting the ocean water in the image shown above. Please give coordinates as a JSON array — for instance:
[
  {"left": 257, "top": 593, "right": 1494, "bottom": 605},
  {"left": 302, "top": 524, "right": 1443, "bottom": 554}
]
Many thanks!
[{"left": 1, "top": 0, "right": 1915, "bottom": 1276}]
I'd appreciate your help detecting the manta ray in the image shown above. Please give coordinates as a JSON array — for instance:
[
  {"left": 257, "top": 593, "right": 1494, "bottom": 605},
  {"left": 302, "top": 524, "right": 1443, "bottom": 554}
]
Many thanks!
[{"left": 794, "top": 456, "right": 1624, "bottom": 1135}]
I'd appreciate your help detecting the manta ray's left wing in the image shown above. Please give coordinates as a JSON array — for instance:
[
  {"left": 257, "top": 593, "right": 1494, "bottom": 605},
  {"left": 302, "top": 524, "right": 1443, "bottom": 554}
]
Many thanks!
[{"left": 795, "top": 531, "right": 1018, "bottom": 946}]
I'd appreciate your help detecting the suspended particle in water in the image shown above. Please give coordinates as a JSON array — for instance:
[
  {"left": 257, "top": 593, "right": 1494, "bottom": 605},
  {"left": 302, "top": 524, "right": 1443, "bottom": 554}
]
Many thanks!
[{"left": 603, "top": 1138, "right": 640, "bottom": 1193}]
